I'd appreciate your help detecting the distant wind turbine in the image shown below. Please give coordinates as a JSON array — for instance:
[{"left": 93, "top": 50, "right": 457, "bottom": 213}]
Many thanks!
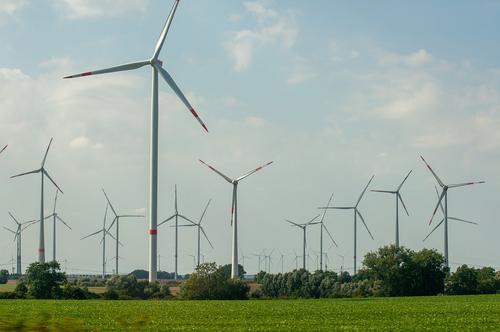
[
  {"left": 3, "top": 212, "right": 36, "bottom": 275},
  {"left": 420, "top": 156, "right": 484, "bottom": 267},
  {"left": 284, "top": 215, "right": 321, "bottom": 270},
  {"left": 199, "top": 159, "right": 273, "bottom": 278},
  {"left": 103, "top": 189, "right": 144, "bottom": 275},
  {"left": 43, "top": 189, "right": 71, "bottom": 262},
  {"left": 317, "top": 193, "right": 337, "bottom": 271},
  {"left": 81, "top": 204, "right": 120, "bottom": 279},
  {"left": 11, "top": 138, "right": 63, "bottom": 263},
  {"left": 158, "top": 185, "right": 196, "bottom": 280},
  {"left": 176, "top": 198, "right": 214, "bottom": 268},
  {"left": 64, "top": 0, "right": 208, "bottom": 282},
  {"left": 371, "top": 170, "right": 412, "bottom": 248},
  {"left": 319, "top": 175, "right": 375, "bottom": 274}
]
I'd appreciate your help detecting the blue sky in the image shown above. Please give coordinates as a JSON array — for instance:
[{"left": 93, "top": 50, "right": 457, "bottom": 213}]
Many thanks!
[{"left": 1, "top": 0, "right": 499, "bottom": 275}]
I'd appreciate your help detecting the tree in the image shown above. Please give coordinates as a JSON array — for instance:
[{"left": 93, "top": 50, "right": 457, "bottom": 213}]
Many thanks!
[
  {"left": 446, "top": 265, "right": 478, "bottom": 295},
  {"left": 0, "top": 270, "right": 8, "bottom": 284},
  {"left": 218, "top": 264, "right": 246, "bottom": 279},
  {"left": 25, "top": 262, "right": 66, "bottom": 299}
]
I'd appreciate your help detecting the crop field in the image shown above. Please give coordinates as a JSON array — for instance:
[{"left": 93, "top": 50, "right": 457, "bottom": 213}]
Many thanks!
[
  {"left": 0, "top": 284, "right": 15, "bottom": 293},
  {"left": 0, "top": 295, "right": 499, "bottom": 331}
]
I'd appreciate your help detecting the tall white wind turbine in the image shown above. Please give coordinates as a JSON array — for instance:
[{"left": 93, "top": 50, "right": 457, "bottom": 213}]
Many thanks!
[
  {"left": 3, "top": 212, "right": 36, "bottom": 275},
  {"left": 317, "top": 193, "right": 337, "bottom": 271},
  {"left": 43, "top": 189, "right": 71, "bottom": 262},
  {"left": 284, "top": 215, "right": 321, "bottom": 270},
  {"left": 103, "top": 189, "right": 144, "bottom": 275},
  {"left": 421, "top": 156, "right": 484, "bottom": 267},
  {"left": 371, "top": 170, "right": 412, "bottom": 248},
  {"left": 319, "top": 175, "right": 375, "bottom": 275},
  {"left": 199, "top": 160, "right": 273, "bottom": 278},
  {"left": 158, "top": 185, "right": 197, "bottom": 280},
  {"left": 81, "top": 204, "right": 121, "bottom": 279},
  {"left": 176, "top": 198, "right": 214, "bottom": 268},
  {"left": 11, "top": 138, "right": 63, "bottom": 263},
  {"left": 63, "top": 0, "right": 208, "bottom": 282}
]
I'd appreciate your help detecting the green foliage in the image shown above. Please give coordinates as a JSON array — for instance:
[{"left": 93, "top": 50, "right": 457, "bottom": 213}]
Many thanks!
[
  {"left": 104, "top": 275, "right": 171, "bottom": 300},
  {"left": 362, "top": 245, "right": 447, "bottom": 296},
  {"left": 25, "top": 262, "right": 66, "bottom": 299},
  {"left": 180, "top": 262, "right": 249, "bottom": 300},
  {"left": 217, "top": 263, "right": 246, "bottom": 279},
  {"left": 61, "top": 284, "right": 99, "bottom": 300},
  {"left": 0, "top": 269, "right": 8, "bottom": 284},
  {"left": 446, "top": 265, "right": 500, "bottom": 295},
  {"left": 14, "top": 281, "right": 27, "bottom": 299}
]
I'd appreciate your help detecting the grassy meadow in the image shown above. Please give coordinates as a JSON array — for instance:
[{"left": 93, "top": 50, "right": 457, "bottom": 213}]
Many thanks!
[{"left": 0, "top": 295, "right": 499, "bottom": 331}]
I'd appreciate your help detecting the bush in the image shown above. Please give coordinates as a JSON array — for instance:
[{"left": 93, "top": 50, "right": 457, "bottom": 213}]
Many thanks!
[
  {"left": 0, "top": 270, "right": 8, "bottom": 284},
  {"left": 61, "top": 284, "right": 98, "bottom": 300},
  {"left": 180, "top": 262, "right": 249, "bottom": 300},
  {"left": 25, "top": 262, "right": 66, "bottom": 299},
  {"left": 446, "top": 265, "right": 500, "bottom": 295},
  {"left": 14, "top": 281, "right": 28, "bottom": 299}
]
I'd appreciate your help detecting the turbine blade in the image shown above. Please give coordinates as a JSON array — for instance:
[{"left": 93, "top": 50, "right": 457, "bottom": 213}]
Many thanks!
[
  {"left": 152, "top": 0, "right": 180, "bottom": 60},
  {"left": 102, "top": 189, "right": 118, "bottom": 217},
  {"left": 397, "top": 170, "right": 413, "bottom": 191},
  {"left": 158, "top": 214, "right": 176, "bottom": 227},
  {"left": 156, "top": 65, "right": 208, "bottom": 132},
  {"left": 307, "top": 215, "right": 321, "bottom": 225},
  {"left": 40, "top": 138, "right": 53, "bottom": 167},
  {"left": 448, "top": 217, "right": 478, "bottom": 225},
  {"left": 199, "top": 199, "right": 212, "bottom": 224},
  {"left": 106, "top": 216, "right": 117, "bottom": 233},
  {"left": 356, "top": 175, "right": 375, "bottom": 207},
  {"left": 11, "top": 169, "right": 40, "bottom": 178},
  {"left": 448, "top": 181, "right": 485, "bottom": 188},
  {"left": 420, "top": 156, "right": 445, "bottom": 187},
  {"left": 429, "top": 189, "right": 446, "bottom": 225},
  {"left": 56, "top": 216, "right": 72, "bottom": 230},
  {"left": 323, "top": 224, "right": 338, "bottom": 247},
  {"left": 356, "top": 210, "right": 374, "bottom": 240},
  {"left": 179, "top": 214, "right": 196, "bottom": 225},
  {"left": 8, "top": 212, "right": 20, "bottom": 225},
  {"left": 43, "top": 169, "right": 63, "bottom": 194},
  {"left": 103, "top": 204, "right": 109, "bottom": 229},
  {"left": 236, "top": 161, "right": 274, "bottom": 182},
  {"left": 423, "top": 218, "right": 444, "bottom": 242},
  {"left": 319, "top": 193, "right": 334, "bottom": 223},
  {"left": 199, "top": 160, "right": 233, "bottom": 183},
  {"left": 370, "top": 190, "right": 394, "bottom": 194},
  {"left": 398, "top": 193, "right": 409, "bottom": 216},
  {"left": 3, "top": 226, "right": 16, "bottom": 235},
  {"left": 200, "top": 227, "right": 214, "bottom": 249},
  {"left": 63, "top": 61, "right": 149, "bottom": 79},
  {"left": 120, "top": 215, "right": 144, "bottom": 218},
  {"left": 434, "top": 186, "right": 445, "bottom": 214},
  {"left": 81, "top": 230, "right": 101, "bottom": 240},
  {"left": 230, "top": 185, "right": 236, "bottom": 226},
  {"left": 284, "top": 219, "right": 300, "bottom": 227},
  {"left": 319, "top": 206, "right": 353, "bottom": 210},
  {"left": 53, "top": 189, "right": 59, "bottom": 214},
  {"left": 0, "top": 145, "right": 7, "bottom": 155}
]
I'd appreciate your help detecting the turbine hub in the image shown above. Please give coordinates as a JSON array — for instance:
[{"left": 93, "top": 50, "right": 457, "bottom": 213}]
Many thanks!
[{"left": 151, "top": 58, "right": 163, "bottom": 67}]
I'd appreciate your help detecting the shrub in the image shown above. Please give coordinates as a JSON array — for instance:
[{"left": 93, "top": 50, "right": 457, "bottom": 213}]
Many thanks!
[
  {"left": 25, "top": 262, "right": 66, "bottom": 299},
  {"left": 0, "top": 270, "right": 8, "bottom": 284}
]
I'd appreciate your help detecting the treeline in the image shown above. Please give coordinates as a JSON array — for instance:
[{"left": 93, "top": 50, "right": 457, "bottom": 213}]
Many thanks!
[{"left": 256, "top": 246, "right": 500, "bottom": 298}]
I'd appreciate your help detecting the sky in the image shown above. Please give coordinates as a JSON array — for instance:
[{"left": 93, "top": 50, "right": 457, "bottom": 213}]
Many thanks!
[{"left": 1, "top": 0, "right": 499, "bottom": 276}]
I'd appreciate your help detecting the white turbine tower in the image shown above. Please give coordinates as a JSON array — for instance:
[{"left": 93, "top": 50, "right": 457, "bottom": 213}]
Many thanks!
[
  {"left": 103, "top": 189, "right": 144, "bottom": 275},
  {"left": 318, "top": 193, "right": 337, "bottom": 271},
  {"left": 319, "top": 175, "right": 375, "bottom": 275},
  {"left": 284, "top": 215, "right": 321, "bottom": 270},
  {"left": 3, "top": 213, "right": 36, "bottom": 275},
  {"left": 81, "top": 204, "right": 120, "bottom": 279},
  {"left": 158, "top": 185, "right": 197, "bottom": 280},
  {"left": 11, "top": 138, "right": 63, "bottom": 263},
  {"left": 371, "top": 170, "right": 412, "bottom": 248},
  {"left": 199, "top": 159, "right": 273, "bottom": 279},
  {"left": 176, "top": 198, "right": 214, "bottom": 268},
  {"left": 420, "top": 156, "right": 484, "bottom": 267},
  {"left": 63, "top": 0, "right": 208, "bottom": 282},
  {"left": 43, "top": 189, "right": 71, "bottom": 262}
]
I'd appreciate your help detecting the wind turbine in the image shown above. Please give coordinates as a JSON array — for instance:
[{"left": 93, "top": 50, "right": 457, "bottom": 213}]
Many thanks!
[
  {"left": 371, "top": 170, "right": 412, "bottom": 248},
  {"left": 64, "top": 0, "right": 208, "bottom": 282},
  {"left": 176, "top": 198, "right": 214, "bottom": 268},
  {"left": 158, "top": 185, "right": 196, "bottom": 280},
  {"left": 199, "top": 159, "right": 273, "bottom": 278},
  {"left": 11, "top": 138, "right": 63, "bottom": 263},
  {"left": 3, "top": 212, "right": 36, "bottom": 275},
  {"left": 420, "top": 156, "right": 484, "bottom": 267},
  {"left": 43, "top": 189, "right": 71, "bottom": 262},
  {"left": 81, "top": 204, "right": 120, "bottom": 279},
  {"left": 253, "top": 252, "right": 264, "bottom": 272},
  {"left": 423, "top": 186, "right": 480, "bottom": 258},
  {"left": 292, "top": 250, "right": 301, "bottom": 270},
  {"left": 317, "top": 193, "right": 337, "bottom": 271},
  {"left": 239, "top": 251, "right": 251, "bottom": 271},
  {"left": 277, "top": 249, "right": 285, "bottom": 274},
  {"left": 284, "top": 215, "right": 321, "bottom": 270},
  {"left": 103, "top": 189, "right": 144, "bottom": 275},
  {"left": 263, "top": 249, "right": 274, "bottom": 273},
  {"left": 319, "top": 175, "right": 375, "bottom": 275}
]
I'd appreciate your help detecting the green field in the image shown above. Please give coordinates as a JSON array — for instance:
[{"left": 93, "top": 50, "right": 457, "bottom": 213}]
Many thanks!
[{"left": 0, "top": 295, "right": 499, "bottom": 331}]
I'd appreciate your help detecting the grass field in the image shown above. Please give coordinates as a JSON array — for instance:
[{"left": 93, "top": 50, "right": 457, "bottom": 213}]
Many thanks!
[{"left": 0, "top": 295, "right": 499, "bottom": 331}]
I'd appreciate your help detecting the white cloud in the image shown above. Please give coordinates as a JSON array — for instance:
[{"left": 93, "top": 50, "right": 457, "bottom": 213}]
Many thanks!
[
  {"left": 225, "top": 1, "right": 299, "bottom": 71},
  {"left": 287, "top": 57, "right": 316, "bottom": 85},
  {"left": 0, "top": 0, "right": 28, "bottom": 24},
  {"left": 69, "top": 136, "right": 103, "bottom": 149},
  {"left": 52, "top": 0, "right": 149, "bottom": 19},
  {"left": 379, "top": 49, "right": 434, "bottom": 67},
  {"left": 224, "top": 96, "right": 246, "bottom": 108}
]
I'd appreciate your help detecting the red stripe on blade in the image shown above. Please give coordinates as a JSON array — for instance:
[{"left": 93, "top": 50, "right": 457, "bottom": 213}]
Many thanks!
[
  {"left": 38, "top": 248, "right": 45, "bottom": 252},
  {"left": 190, "top": 109, "right": 199, "bottom": 118},
  {"left": 149, "top": 229, "right": 157, "bottom": 235}
]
